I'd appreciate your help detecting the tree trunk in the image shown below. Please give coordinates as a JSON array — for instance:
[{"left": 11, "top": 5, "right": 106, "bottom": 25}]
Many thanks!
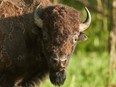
[{"left": 110, "top": 0, "right": 116, "bottom": 74}]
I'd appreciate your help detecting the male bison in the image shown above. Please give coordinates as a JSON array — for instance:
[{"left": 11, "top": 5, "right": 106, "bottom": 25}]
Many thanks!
[{"left": 0, "top": 0, "right": 91, "bottom": 87}]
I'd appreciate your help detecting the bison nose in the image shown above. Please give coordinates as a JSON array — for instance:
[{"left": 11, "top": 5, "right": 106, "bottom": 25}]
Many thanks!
[
  {"left": 60, "top": 58, "right": 67, "bottom": 69},
  {"left": 50, "top": 57, "right": 68, "bottom": 71},
  {"left": 50, "top": 58, "right": 59, "bottom": 65}
]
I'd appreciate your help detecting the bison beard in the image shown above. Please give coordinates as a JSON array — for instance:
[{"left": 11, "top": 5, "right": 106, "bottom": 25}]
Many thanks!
[{"left": 49, "top": 70, "right": 66, "bottom": 86}]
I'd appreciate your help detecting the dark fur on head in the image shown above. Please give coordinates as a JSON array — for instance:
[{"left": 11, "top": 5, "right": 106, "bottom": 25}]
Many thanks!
[{"left": 41, "top": 5, "right": 81, "bottom": 67}]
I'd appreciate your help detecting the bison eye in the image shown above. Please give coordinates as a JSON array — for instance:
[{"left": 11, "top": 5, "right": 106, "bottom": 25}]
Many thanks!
[{"left": 73, "top": 34, "right": 79, "bottom": 44}]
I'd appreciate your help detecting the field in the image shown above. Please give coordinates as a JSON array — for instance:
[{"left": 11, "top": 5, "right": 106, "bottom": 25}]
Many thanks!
[{"left": 39, "top": 52, "right": 116, "bottom": 87}]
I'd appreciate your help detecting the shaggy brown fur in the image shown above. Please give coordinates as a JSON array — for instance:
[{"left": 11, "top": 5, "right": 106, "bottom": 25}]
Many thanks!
[
  {"left": 42, "top": 5, "right": 80, "bottom": 55},
  {"left": 0, "top": 0, "right": 84, "bottom": 87}
]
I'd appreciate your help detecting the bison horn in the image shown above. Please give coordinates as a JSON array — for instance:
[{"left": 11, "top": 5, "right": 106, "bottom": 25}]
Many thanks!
[
  {"left": 34, "top": 3, "right": 43, "bottom": 28},
  {"left": 79, "top": 7, "right": 91, "bottom": 32}
]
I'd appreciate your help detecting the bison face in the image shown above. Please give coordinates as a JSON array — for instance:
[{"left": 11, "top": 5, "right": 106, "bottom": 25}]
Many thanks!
[{"left": 34, "top": 4, "right": 91, "bottom": 86}]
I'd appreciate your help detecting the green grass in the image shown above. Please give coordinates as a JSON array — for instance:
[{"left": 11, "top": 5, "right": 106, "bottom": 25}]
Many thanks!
[{"left": 40, "top": 52, "right": 110, "bottom": 87}]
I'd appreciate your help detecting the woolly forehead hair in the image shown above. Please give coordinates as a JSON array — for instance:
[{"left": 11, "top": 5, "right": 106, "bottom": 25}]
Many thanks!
[
  {"left": 40, "top": 5, "right": 81, "bottom": 55},
  {"left": 41, "top": 5, "right": 81, "bottom": 35}
]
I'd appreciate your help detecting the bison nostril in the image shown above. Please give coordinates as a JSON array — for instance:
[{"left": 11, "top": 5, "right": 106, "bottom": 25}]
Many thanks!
[
  {"left": 60, "top": 58, "right": 67, "bottom": 62},
  {"left": 60, "top": 59, "right": 67, "bottom": 68},
  {"left": 51, "top": 58, "right": 59, "bottom": 64}
]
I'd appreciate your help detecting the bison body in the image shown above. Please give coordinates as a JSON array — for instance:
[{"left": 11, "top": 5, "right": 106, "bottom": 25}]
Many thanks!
[
  {"left": 0, "top": 0, "right": 91, "bottom": 87},
  {"left": 0, "top": 9, "right": 46, "bottom": 87}
]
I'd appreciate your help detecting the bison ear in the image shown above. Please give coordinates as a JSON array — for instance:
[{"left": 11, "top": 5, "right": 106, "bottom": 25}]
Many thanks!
[
  {"left": 34, "top": 3, "right": 43, "bottom": 28},
  {"left": 78, "top": 32, "right": 88, "bottom": 41}
]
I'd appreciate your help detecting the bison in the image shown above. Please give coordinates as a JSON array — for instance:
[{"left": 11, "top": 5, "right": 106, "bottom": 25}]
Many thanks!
[{"left": 0, "top": 0, "right": 91, "bottom": 87}]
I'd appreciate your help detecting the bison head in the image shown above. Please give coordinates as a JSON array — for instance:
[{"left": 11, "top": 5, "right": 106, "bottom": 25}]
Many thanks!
[{"left": 34, "top": 4, "right": 91, "bottom": 86}]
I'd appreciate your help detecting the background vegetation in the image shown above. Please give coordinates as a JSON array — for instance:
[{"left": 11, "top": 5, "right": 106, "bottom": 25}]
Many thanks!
[{"left": 41, "top": 0, "right": 116, "bottom": 87}]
